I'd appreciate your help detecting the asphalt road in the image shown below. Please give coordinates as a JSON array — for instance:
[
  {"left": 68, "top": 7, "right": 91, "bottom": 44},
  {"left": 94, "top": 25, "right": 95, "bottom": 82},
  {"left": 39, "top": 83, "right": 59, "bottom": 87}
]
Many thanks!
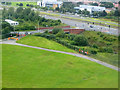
[
  {"left": 45, "top": 11, "right": 118, "bottom": 26},
  {"left": 42, "top": 15, "right": 119, "bottom": 36}
]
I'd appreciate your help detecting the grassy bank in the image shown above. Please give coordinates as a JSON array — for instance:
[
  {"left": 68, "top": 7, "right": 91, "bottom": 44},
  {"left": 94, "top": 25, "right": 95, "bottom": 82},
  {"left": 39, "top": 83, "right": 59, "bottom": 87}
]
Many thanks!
[
  {"left": 17, "top": 35, "right": 76, "bottom": 53},
  {"left": 2, "top": 44, "right": 118, "bottom": 88}
]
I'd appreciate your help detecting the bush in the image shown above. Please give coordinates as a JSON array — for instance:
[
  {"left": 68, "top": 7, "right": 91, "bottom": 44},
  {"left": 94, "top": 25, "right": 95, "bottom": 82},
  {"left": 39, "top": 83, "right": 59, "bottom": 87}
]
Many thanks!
[
  {"left": 100, "top": 34, "right": 104, "bottom": 37},
  {"left": 56, "top": 30, "right": 65, "bottom": 38},
  {"left": 49, "top": 34, "right": 56, "bottom": 40},
  {"left": 44, "top": 30, "right": 49, "bottom": 34},
  {"left": 99, "top": 47, "right": 113, "bottom": 53},
  {"left": 74, "top": 35, "right": 88, "bottom": 46},
  {"left": 92, "top": 44, "right": 98, "bottom": 48},
  {"left": 52, "top": 28, "right": 62, "bottom": 34},
  {"left": 103, "top": 36, "right": 116, "bottom": 42},
  {"left": 91, "top": 50, "right": 97, "bottom": 54}
]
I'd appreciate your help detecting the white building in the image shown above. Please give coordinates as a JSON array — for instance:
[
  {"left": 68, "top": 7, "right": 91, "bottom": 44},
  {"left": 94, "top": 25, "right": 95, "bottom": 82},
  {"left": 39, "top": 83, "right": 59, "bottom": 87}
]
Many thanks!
[
  {"left": 74, "top": 5, "right": 106, "bottom": 14},
  {"left": 37, "top": 0, "right": 63, "bottom": 9},
  {"left": 5, "top": 19, "right": 19, "bottom": 26}
]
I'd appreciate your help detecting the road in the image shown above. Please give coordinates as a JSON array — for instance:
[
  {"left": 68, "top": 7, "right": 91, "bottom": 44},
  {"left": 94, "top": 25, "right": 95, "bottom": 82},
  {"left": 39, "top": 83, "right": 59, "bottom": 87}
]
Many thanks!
[
  {"left": 1, "top": 5, "right": 119, "bottom": 35},
  {"left": 1, "top": 39, "right": 119, "bottom": 71},
  {"left": 42, "top": 15, "right": 119, "bottom": 36}
]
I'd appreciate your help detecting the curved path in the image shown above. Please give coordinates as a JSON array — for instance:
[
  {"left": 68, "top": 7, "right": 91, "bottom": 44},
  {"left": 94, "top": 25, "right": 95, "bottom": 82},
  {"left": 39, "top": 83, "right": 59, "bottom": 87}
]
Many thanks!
[{"left": 1, "top": 40, "right": 119, "bottom": 71}]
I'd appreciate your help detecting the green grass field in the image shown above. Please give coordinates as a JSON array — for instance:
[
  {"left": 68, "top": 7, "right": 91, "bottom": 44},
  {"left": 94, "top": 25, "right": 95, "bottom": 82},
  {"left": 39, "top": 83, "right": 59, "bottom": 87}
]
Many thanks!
[
  {"left": 17, "top": 35, "right": 76, "bottom": 53},
  {"left": 11, "top": 2, "right": 37, "bottom": 7},
  {"left": 2, "top": 44, "right": 118, "bottom": 88}
]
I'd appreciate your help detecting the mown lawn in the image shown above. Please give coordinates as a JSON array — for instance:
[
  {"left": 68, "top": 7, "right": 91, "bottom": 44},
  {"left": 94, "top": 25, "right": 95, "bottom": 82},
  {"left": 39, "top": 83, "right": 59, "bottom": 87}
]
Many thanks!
[
  {"left": 2, "top": 44, "right": 118, "bottom": 88},
  {"left": 16, "top": 35, "right": 77, "bottom": 53}
]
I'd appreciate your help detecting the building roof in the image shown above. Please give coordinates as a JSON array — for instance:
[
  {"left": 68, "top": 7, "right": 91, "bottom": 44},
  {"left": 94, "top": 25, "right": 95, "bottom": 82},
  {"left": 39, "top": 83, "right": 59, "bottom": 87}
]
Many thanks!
[{"left": 79, "top": 5, "right": 105, "bottom": 9}]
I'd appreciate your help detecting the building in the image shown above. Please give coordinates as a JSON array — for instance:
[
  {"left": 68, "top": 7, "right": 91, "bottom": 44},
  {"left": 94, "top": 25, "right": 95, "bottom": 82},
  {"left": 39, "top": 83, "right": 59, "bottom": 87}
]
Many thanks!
[
  {"left": 74, "top": 5, "right": 106, "bottom": 14},
  {"left": 37, "top": 0, "right": 63, "bottom": 9},
  {"left": 5, "top": 19, "right": 19, "bottom": 26}
]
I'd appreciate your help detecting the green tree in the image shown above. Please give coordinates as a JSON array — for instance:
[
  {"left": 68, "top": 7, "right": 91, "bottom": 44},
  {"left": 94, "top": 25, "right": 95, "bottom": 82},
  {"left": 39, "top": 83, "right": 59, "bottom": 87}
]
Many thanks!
[
  {"left": 77, "top": 10, "right": 82, "bottom": 14},
  {"left": 55, "top": 7, "right": 59, "bottom": 11},
  {"left": 8, "top": 7, "right": 14, "bottom": 17},
  {"left": 23, "top": 8, "right": 31, "bottom": 15},
  {"left": 89, "top": 3, "right": 98, "bottom": 6},
  {"left": 16, "top": 7, "right": 23, "bottom": 14},
  {"left": 100, "top": 2, "right": 114, "bottom": 8}
]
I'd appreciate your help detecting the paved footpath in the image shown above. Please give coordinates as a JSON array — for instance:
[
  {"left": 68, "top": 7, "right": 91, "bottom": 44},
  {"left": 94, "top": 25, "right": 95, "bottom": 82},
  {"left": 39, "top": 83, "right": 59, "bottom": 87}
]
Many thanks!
[{"left": 1, "top": 40, "right": 119, "bottom": 71}]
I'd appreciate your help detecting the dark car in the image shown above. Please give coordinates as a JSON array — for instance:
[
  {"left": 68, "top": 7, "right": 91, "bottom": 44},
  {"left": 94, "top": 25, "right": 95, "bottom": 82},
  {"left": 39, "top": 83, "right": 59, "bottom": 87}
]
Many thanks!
[{"left": 90, "top": 25, "right": 94, "bottom": 28}]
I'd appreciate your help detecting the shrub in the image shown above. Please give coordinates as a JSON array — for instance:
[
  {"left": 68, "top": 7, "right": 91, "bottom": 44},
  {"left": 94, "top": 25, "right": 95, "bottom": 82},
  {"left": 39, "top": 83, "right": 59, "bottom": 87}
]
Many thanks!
[
  {"left": 99, "top": 47, "right": 113, "bottom": 53},
  {"left": 56, "top": 30, "right": 65, "bottom": 38},
  {"left": 100, "top": 34, "right": 104, "bottom": 37},
  {"left": 44, "top": 30, "right": 49, "bottom": 34},
  {"left": 49, "top": 34, "right": 56, "bottom": 40},
  {"left": 74, "top": 35, "right": 88, "bottom": 46},
  {"left": 91, "top": 50, "right": 97, "bottom": 54},
  {"left": 92, "top": 44, "right": 98, "bottom": 48},
  {"left": 52, "top": 28, "right": 62, "bottom": 34}
]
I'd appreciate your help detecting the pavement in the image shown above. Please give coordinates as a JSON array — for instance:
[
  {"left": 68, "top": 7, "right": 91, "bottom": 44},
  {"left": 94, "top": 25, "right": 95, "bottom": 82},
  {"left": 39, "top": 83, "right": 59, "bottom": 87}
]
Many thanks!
[{"left": 1, "top": 39, "right": 119, "bottom": 71}]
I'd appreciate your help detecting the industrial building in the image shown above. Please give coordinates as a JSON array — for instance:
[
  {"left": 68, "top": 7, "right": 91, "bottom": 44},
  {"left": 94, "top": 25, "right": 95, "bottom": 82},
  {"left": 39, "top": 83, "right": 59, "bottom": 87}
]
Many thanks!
[
  {"left": 5, "top": 19, "right": 19, "bottom": 26},
  {"left": 37, "top": 0, "right": 63, "bottom": 9},
  {"left": 74, "top": 5, "right": 106, "bottom": 14}
]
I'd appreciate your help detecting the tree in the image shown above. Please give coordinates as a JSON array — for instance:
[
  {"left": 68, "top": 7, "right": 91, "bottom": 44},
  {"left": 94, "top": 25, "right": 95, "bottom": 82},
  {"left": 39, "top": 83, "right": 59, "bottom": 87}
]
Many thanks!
[
  {"left": 89, "top": 3, "right": 98, "bottom": 6},
  {"left": 77, "top": 2, "right": 83, "bottom": 6},
  {"left": 119, "top": 1, "right": 120, "bottom": 5},
  {"left": 8, "top": 7, "right": 15, "bottom": 18},
  {"left": 100, "top": 2, "right": 114, "bottom": 8},
  {"left": 49, "top": 7, "right": 54, "bottom": 11},
  {"left": 114, "top": 8, "right": 120, "bottom": 16},
  {"left": 23, "top": 8, "right": 31, "bottom": 15},
  {"left": 55, "top": 7, "right": 59, "bottom": 11},
  {"left": 82, "top": 9, "right": 90, "bottom": 16},
  {"left": 102, "top": 10, "right": 107, "bottom": 16},
  {"left": 77, "top": 10, "right": 82, "bottom": 14},
  {"left": 16, "top": 7, "right": 23, "bottom": 14},
  {"left": 74, "top": 35, "right": 88, "bottom": 46}
]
